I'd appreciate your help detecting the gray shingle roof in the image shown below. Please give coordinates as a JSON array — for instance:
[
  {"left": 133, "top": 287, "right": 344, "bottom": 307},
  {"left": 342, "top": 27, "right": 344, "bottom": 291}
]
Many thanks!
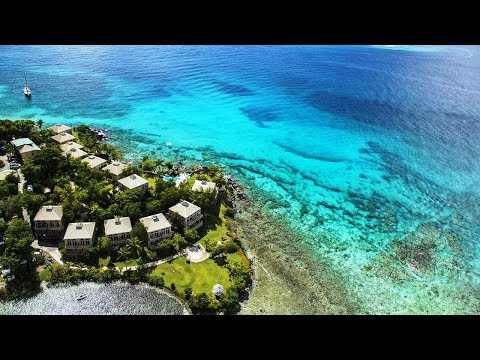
[
  {"left": 118, "top": 174, "right": 148, "bottom": 189},
  {"left": 64, "top": 222, "right": 96, "bottom": 240},
  {"left": 34, "top": 205, "right": 63, "bottom": 221},
  {"left": 104, "top": 217, "right": 132, "bottom": 236},
  {"left": 82, "top": 155, "right": 107, "bottom": 168},
  {"left": 103, "top": 161, "right": 128, "bottom": 176},
  {"left": 51, "top": 132, "right": 76, "bottom": 144},
  {"left": 169, "top": 200, "right": 201, "bottom": 218},
  {"left": 49, "top": 124, "right": 72, "bottom": 134},
  {"left": 140, "top": 213, "right": 171, "bottom": 233}
]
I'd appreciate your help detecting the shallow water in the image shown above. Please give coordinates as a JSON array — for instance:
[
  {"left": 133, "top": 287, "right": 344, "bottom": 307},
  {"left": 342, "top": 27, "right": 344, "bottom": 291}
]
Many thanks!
[
  {"left": 0, "top": 282, "right": 188, "bottom": 315},
  {"left": 1, "top": 45, "right": 479, "bottom": 313}
]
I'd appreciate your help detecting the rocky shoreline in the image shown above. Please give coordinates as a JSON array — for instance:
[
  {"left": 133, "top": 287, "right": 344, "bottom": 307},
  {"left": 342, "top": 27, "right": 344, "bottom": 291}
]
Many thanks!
[{"left": 223, "top": 174, "right": 358, "bottom": 314}]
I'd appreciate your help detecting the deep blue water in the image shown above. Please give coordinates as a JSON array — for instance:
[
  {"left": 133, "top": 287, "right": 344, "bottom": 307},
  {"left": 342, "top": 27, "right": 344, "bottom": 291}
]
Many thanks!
[{"left": 1, "top": 45, "right": 479, "bottom": 313}]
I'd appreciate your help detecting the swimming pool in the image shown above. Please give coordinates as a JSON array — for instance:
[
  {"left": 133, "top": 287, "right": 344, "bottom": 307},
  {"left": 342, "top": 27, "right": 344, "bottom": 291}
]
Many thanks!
[{"left": 163, "top": 176, "right": 181, "bottom": 182}]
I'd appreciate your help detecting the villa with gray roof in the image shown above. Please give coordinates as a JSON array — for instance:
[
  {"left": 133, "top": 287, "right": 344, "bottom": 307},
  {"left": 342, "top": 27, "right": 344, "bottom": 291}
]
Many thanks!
[
  {"left": 64, "top": 222, "right": 96, "bottom": 253},
  {"left": 49, "top": 124, "right": 72, "bottom": 134},
  {"left": 62, "top": 145, "right": 88, "bottom": 159},
  {"left": 51, "top": 132, "right": 76, "bottom": 144},
  {"left": 168, "top": 200, "right": 203, "bottom": 229},
  {"left": 104, "top": 216, "right": 132, "bottom": 248},
  {"left": 33, "top": 205, "right": 64, "bottom": 240},
  {"left": 10, "top": 138, "right": 40, "bottom": 160},
  {"left": 192, "top": 179, "right": 218, "bottom": 199},
  {"left": 140, "top": 213, "right": 172, "bottom": 249},
  {"left": 118, "top": 173, "right": 148, "bottom": 191},
  {"left": 60, "top": 141, "right": 84, "bottom": 151},
  {"left": 82, "top": 154, "right": 108, "bottom": 169},
  {"left": 103, "top": 161, "right": 128, "bottom": 180}
]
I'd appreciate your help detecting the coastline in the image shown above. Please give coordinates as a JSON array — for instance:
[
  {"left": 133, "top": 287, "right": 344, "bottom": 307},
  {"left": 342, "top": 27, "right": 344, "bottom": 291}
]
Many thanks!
[{"left": 233, "top": 190, "right": 358, "bottom": 314}]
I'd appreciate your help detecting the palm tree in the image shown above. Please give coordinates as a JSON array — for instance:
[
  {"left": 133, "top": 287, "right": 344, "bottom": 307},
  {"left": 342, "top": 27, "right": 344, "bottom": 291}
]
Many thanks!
[
  {"left": 127, "top": 236, "right": 143, "bottom": 260},
  {"left": 117, "top": 246, "right": 131, "bottom": 271},
  {"left": 36, "top": 119, "right": 44, "bottom": 129}
]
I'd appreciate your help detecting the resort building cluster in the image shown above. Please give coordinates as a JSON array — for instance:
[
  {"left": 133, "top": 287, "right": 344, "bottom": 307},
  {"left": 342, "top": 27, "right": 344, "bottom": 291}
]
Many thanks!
[{"left": 24, "top": 124, "right": 218, "bottom": 253}]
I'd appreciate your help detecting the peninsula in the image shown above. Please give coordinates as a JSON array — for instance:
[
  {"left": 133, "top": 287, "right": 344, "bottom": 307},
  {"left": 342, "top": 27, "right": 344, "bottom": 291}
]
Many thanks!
[{"left": 0, "top": 119, "right": 251, "bottom": 314}]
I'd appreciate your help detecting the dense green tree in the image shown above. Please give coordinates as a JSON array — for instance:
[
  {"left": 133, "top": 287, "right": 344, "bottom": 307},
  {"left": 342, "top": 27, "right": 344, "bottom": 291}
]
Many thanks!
[
  {"left": 18, "top": 193, "right": 45, "bottom": 220},
  {"left": 97, "top": 236, "right": 112, "bottom": 257},
  {"left": 184, "top": 287, "right": 193, "bottom": 300},
  {"left": 117, "top": 246, "right": 131, "bottom": 269},
  {"left": 0, "top": 197, "right": 23, "bottom": 220},
  {"left": 131, "top": 221, "right": 148, "bottom": 247},
  {"left": 2, "top": 219, "right": 34, "bottom": 266},
  {"left": 154, "top": 178, "right": 174, "bottom": 197},
  {"left": 145, "top": 199, "right": 163, "bottom": 215},
  {"left": 126, "top": 236, "right": 143, "bottom": 259},
  {"left": 167, "top": 212, "right": 184, "bottom": 232},
  {"left": 184, "top": 228, "right": 199, "bottom": 243},
  {"left": 0, "top": 119, "right": 36, "bottom": 142},
  {"left": 122, "top": 202, "right": 142, "bottom": 222},
  {"left": 172, "top": 233, "right": 187, "bottom": 252},
  {"left": 188, "top": 292, "right": 212, "bottom": 313},
  {"left": 0, "top": 173, "right": 19, "bottom": 198},
  {"left": 36, "top": 119, "right": 44, "bottom": 129}
]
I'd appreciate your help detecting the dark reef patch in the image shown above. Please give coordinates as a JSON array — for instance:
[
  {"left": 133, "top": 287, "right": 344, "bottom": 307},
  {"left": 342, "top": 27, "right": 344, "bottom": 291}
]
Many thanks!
[
  {"left": 216, "top": 81, "right": 254, "bottom": 96},
  {"left": 275, "top": 142, "right": 346, "bottom": 163},
  {"left": 240, "top": 107, "right": 278, "bottom": 128}
]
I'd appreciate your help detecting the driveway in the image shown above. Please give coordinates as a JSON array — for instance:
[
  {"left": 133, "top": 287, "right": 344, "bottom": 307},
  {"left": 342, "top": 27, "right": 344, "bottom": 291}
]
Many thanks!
[{"left": 31, "top": 240, "right": 64, "bottom": 265}]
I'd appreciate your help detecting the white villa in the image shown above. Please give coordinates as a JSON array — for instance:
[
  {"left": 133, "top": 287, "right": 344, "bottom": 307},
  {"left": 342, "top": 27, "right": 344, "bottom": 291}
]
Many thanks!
[
  {"left": 168, "top": 200, "right": 203, "bottom": 229},
  {"left": 103, "top": 161, "right": 127, "bottom": 180},
  {"left": 62, "top": 146, "right": 87, "bottom": 159},
  {"left": 118, "top": 173, "right": 148, "bottom": 191},
  {"left": 10, "top": 138, "right": 40, "bottom": 160},
  {"left": 60, "top": 141, "right": 84, "bottom": 151},
  {"left": 33, "top": 205, "right": 64, "bottom": 240},
  {"left": 192, "top": 179, "right": 218, "bottom": 199},
  {"left": 49, "top": 124, "right": 72, "bottom": 134},
  {"left": 104, "top": 216, "right": 132, "bottom": 248},
  {"left": 51, "top": 132, "right": 76, "bottom": 144},
  {"left": 140, "top": 213, "right": 172, "bottom": 250},
  {"left": 64, "top": 222, "right": 96, "bottom": 253},
  {"left": 82, "top": 154, "right": 108, "bottom": 169}
]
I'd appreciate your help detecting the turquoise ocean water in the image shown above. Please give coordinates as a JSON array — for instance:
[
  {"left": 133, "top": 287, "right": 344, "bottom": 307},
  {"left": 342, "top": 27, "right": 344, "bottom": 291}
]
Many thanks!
[{"left": 1, "top": 45, "right": 479, "bottom": 313}]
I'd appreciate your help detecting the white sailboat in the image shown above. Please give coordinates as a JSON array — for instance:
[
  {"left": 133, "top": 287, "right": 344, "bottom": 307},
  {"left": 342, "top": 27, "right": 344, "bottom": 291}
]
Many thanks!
[{"left": 23, "top": 76, "right": 31, "bottom": 97}]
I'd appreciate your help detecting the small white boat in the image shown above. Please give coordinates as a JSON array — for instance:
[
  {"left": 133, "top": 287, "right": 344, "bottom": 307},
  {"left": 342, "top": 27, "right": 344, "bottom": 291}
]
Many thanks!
[
  {"left": 166, "top": 142, "right": 172, "bottom": 147},
  {"left": 77, "top": 294, "right": 87, "bottom": 301},
  {"left": 23, "top": 76, "right": 31, "bottom": 98}
]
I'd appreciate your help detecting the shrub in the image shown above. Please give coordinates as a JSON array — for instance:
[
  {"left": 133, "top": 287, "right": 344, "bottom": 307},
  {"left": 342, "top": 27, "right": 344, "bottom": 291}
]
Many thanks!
[
  {"left": 224, "top": 207, "right": 235, "bottom": 218},
  {"left": 170, "top": 282, "right": 176, "bottom": 291},
  {"left": 149, "top": 276, "right": 164, "bottom": 287},
  {"left": 188, "top": 293, "right": 212, "bottom": 314},
  {"left": 184, "top": 287, "right": 192, "bottom": 300}
]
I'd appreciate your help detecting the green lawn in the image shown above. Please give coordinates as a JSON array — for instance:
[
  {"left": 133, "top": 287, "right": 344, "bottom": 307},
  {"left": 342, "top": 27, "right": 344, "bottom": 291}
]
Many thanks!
[
  {"left": 149, "top": 256, "right": 231, "bottom": 297},
  {"left": 98, "top": 256, "right": 111, "bottom": 267},
  {"left": 198, "top": 203, "right": 228, "bottom": 247},
  {"left": 114, "top": 259, "right": 138, "bottom": 268}
]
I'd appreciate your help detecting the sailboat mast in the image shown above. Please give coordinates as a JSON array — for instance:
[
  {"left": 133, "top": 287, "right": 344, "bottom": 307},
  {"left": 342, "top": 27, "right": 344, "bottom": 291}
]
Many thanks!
[{"left": 24, "top": 76, "right": 27, "bottom": 87}]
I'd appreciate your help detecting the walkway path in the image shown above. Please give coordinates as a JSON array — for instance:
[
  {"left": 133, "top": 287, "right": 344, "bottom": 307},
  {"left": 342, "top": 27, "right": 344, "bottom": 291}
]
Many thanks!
[
  {"left": 118, "top": 250, "right": 187, "bottom": 272},
  {"left": 31, "top": 240, "right": 64, "bottom": 266},
  {"left": 17, "top": 169, "right": 30, "bottom": 224}
]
